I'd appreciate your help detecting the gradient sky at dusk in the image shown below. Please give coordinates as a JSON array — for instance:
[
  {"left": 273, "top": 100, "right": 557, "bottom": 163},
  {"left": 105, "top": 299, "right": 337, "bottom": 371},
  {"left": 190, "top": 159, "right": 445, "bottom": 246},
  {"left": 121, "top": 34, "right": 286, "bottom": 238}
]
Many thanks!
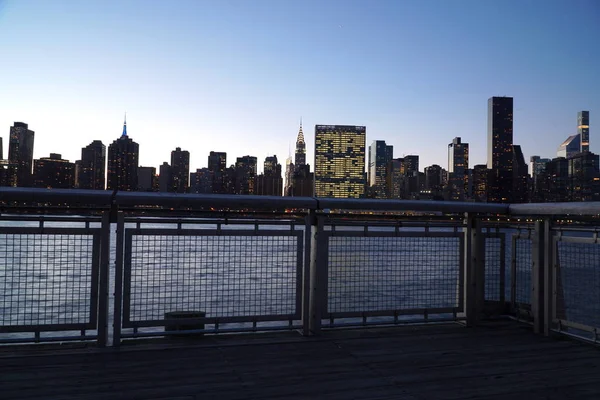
[{"left": 1, "top": 0, "right": 598, "bottom": 173}]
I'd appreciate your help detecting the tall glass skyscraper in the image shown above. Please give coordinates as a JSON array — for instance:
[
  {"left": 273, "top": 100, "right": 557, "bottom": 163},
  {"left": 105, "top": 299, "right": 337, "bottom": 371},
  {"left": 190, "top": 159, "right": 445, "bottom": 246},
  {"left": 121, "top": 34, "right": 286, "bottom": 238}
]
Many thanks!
[
  {"left": 368, "top": 140, "right": 393, "bottom": 198},
  {"left": 448, "top": 137, "right": 469, "bottom": 200},
  {"left": 487, "top": 96, "right": 513, "bottom": 203},
  {"left": 579, "top": 111, "right": 590, "bottom": 152},
  {"left": 314, "top": 125, "right": 366, "bottom": 198}
]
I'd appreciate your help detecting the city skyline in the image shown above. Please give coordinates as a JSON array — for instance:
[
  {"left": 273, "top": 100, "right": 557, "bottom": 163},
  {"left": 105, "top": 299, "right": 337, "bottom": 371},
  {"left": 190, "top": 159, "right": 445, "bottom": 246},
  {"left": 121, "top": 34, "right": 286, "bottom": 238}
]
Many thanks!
[
  {"left": 0, "top": 105, "right": 593, "bottom": 179},
  {"left": 1, "top": 1, "right": 598, "bottom": 173}
]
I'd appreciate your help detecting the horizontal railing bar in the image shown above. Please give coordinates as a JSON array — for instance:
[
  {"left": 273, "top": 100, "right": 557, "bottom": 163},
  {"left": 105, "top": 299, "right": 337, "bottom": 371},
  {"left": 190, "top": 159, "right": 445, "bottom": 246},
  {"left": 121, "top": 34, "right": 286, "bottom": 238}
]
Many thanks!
[
  {"left": 0, "top": 323, "right": 95, "bottom": 333},
  {"left": 510, "top": 202, "right": 600, "bottom": 216},
  {"left": 323, "top": 316, "right": 465, "bottom": 328},
  {"left": 323, "top": 231, "right": 463, "bottom": 238},
  {"left": 0, "top": 227, "right": 101, "bottom": 235},
  {"left": 554, "top": 236, "right": 599, "bottom": 244},
  {"left": 324, "top": 308, "right": 461, "bottom": 319},
  {"left": 124, "top": 314, "right": 301, "bottom": 328},
  {"left": 0, "top": 187, "right": 113, "bottom": 205},
  {"left": 554, "top": 319, "right": 599, "bottom": 333},
  {"left": 120, "top": 324, "right": 303, "bottom": 339},
  {"left": 0, "top": 335, "right": 98, "bottom": 344},
  {"left": 324, "top": 221, "right": 465, "bottom": 228},
  {"left": 0, "top": 215, "right": 103, "bottom": 223},
  {"left": 123, "top": 217, "right": 304, "bottom": 225},
  {"left": 124, "top": 228, "right": 303, "bottom": 237}
]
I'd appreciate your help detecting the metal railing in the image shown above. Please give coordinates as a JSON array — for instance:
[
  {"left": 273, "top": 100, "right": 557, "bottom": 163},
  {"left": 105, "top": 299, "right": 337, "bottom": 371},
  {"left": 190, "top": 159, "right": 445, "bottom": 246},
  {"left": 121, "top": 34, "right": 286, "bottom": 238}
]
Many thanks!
[{"left": 0, "top": 187, "right": 598, "bottom": 346}]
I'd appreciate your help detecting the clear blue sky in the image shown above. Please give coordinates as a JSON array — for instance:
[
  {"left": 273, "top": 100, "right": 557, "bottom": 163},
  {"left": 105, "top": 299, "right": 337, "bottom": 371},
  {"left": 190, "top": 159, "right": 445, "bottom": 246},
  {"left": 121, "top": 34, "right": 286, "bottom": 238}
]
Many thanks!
[{"left": 0, "top": 0, "right": 598, "bottom": 173}]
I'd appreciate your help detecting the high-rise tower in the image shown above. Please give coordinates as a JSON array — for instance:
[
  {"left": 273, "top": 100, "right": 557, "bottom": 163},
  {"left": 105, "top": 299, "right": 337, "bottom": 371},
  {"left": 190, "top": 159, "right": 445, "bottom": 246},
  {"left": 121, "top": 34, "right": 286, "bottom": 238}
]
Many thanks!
[
  {"left": 295, "top": 119, "right": 306, "bottom": 167},
  {"left": 314, "top": 125, "right": 366, "bottom": 198},
  {"left": 368, "top": 140, "right": 393, "bottom": 198},
  {"left": 208, "top": 151, "right": 227, "bottom": 194},
  {"left": 107, "top": 116, "right": 139, "bottom": 191},
  {"left": 487, "top": 96, "right": 514, "bottom": 202},
  {"left": 448, "top": 137, "right": 469, "bottom": 200},
  {"left": 579, "top": 111, "right": 590, "bottom": 152},
  {"left": 79, "top": 140, "right": 106, "bottom": 190},
  {"left": 8, "top": 122, "right": 35, "bottom": 187},
  {"left": 170, "top": 147, "right": 190, "bottom": 193}
]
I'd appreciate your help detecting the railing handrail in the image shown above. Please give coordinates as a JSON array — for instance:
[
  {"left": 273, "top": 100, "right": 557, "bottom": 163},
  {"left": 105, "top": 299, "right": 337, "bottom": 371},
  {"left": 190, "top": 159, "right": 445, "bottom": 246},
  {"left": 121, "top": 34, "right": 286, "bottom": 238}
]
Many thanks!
[{"left": 0, "top": 187, "right": 511, "bottom": 214}]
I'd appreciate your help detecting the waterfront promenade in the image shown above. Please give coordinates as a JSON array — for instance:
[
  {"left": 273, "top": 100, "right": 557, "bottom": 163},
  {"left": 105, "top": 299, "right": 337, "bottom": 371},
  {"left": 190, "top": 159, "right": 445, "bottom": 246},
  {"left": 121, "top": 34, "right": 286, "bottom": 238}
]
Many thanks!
[{"left": 1, "top": 321, "right": 599, "bottom": 400}]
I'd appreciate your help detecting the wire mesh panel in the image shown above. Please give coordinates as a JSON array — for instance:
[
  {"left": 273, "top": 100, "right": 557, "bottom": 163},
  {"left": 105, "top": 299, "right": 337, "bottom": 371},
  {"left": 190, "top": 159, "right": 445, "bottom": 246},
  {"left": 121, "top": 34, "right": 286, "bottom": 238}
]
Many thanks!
[
  {"left": 324, "top": 232, "right": 463, "bottom": 321},
  {"left": 122, "top": 229, "right": 302, "bottom": 332},
  {"left": 512, "top": 236, "right": 532, "bottom": 306},
  {"left": 554, "top": 237, "right": 600, "bottom": 337},
  {"left": 0, "top": 228, "right": 100, "bottom": 340},
  {"left": 483, "top": 234, "right": 505, "bottom": 303}
]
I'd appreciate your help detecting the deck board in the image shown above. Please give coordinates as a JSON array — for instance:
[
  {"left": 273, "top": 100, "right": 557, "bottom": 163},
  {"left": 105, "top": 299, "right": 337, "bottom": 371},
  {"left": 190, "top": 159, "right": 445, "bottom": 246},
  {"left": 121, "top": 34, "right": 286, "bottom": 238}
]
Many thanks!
[{"left": 1, "top": 321, "right": 599, "bottom": 400}]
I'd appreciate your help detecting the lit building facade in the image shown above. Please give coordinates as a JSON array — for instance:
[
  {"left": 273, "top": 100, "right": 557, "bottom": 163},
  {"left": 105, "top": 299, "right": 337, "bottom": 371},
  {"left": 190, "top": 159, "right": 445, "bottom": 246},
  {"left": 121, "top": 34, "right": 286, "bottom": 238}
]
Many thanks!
[
  {"left": 170, "top": 147, "right": 190, "bottom": 193},
  {"left": 235, "top": 155, "right": 257, "bottom": 195},
  {"left": 8, "top": 122, "right": 35, "bottom": 187},
  {"left": 314, "top": 125, "right": 366, "bottom": 198},
  {"left": 190, "top": 168, "right": 213, "bottom": 194},
  {"left": 579, "top": 111, "right": 590, "bottom": 152},
  {"left": 368, "top": 140, "right": 393, "bottom": 198},
  {"left": 208, "top": 151, "right": 227, "bottom": 194},
  {"left": 448, "top": 137, "right": 469, "bottom": 200},
  {"left": 33, "top": 153, "right": 75, "bottom": 189},
  {"left": 107, "top": 118, "right": 139, "bottom": 191},
  {"left": 79, "top": 140, "right": 106, "bottom": 190},
  {"left": 487, "top": 96, "right": 514, "bottom": 202},
  {"left": 256, "top": 155, "right": 283, "bottom": 196}
]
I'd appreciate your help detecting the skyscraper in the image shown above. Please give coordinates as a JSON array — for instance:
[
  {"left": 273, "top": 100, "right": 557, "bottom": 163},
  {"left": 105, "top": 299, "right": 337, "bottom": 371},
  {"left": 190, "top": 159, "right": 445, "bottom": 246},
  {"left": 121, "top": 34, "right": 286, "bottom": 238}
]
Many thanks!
[
  {"left": 8, "top": 122, "right": 35, "bottom": 187},
  {"left": 472, "top": 165, "right": 488, "bottom": 202},
  {"left": 557, "top": 134, "right": 580, "bottom": 159},
  {"left": 235, "top": 155, "right": 257, "bottom": 195},
  {"left": 368, "top": 140, "right": 393, "bottom": 198},
  {"left": 33, "top": 153, "right": 75, "bottom": 189},
  {"left": 256, "top": 155, "right": 283, "bottom": 196},
  {"left": 137, "top": 166, "right": 157, "bottom": 191},
  {"left": 579, "top": 111, "right": 590, "bottom": 152},
  {"left": 208, "top": 151, "right": 227, "bottom": 194},
  {"left": 170, "top": 147, "right": 190, "bottom": 193},
  {"left": 512, "top": 145, "right": 528, "bottom": 203},
  {"left": 189, "top": 168, "right": 213, "bottom": 194},
  {"left": 159, "top": 162, "right": 171, "bottom": 192},
  {"left": 448, "top": 137, "right": 469, "bottom": 201},
  {"left": 292, "top": 121, "right": 313, "bottom": 196},
  {"left": 314, "top": 125, "right": 366, "bottom": 198},
  {"left": 487, "top": 96, "right": 514, "bottom": 202},
  {"left": 79, "top": 140, "right": 106, "bottom": 190},
  {"left": 294, "top": 120, "right": 306, "bottom": 167},
  {"left": 107, "top": 117, "right": 139, "bottom": 191}
]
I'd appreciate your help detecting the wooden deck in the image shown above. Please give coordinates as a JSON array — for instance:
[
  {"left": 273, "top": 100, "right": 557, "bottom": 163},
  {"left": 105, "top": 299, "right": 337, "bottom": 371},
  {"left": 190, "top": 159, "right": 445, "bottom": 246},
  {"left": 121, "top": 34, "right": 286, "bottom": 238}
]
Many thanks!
[{"left": 1, "top": 321, "right": 600, "bottom": 400}]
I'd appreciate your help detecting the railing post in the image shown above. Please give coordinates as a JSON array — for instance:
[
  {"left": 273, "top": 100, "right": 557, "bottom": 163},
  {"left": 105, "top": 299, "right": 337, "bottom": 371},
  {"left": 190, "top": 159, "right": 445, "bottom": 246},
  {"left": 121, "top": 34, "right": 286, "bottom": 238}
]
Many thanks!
[
  {"left": 464, "top": 213, "right": 484, "bottom": 327},
  {"left": 302, "top": 210, "right": 315, "bottom": 336},
  {"left": 543, "top": 218, "right": 554, "bottom": 336},
  {"left": 97, "top": 211, "right": 111, "bottom": 347},
  {"left": 113, "top": 212, "right": 125, "bottom": 346},
  {"left": 531, "top": 220, "right": 547, "bottom": 334},
  {"left": 306, "top": 212, "right": 325, "bottom": 335}
]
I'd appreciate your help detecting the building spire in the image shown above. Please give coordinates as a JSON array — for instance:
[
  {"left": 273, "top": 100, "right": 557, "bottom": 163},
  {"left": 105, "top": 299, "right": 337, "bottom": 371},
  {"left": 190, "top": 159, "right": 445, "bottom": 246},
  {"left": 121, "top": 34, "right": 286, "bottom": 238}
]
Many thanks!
[
  {"left": 122, "top": 112, "right": 127, "bottom": 137},
  {"left": 296, "top": 117, "right": 305, "bottom": 145}
]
